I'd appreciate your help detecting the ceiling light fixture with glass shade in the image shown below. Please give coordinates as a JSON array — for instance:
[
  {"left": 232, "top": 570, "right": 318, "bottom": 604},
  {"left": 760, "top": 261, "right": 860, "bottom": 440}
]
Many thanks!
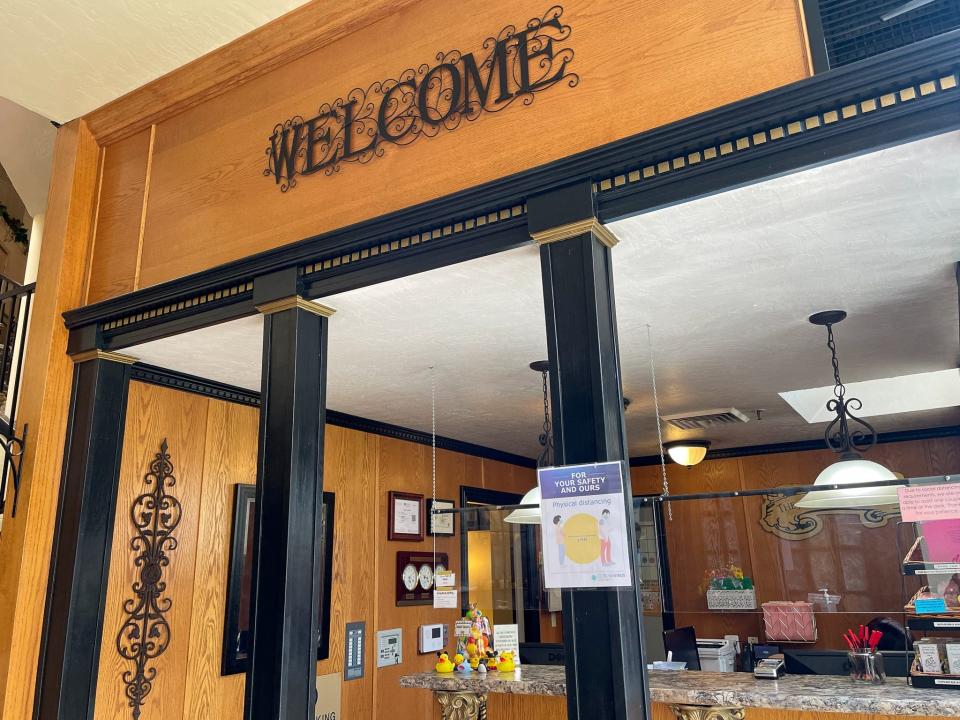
[
  {"left": 504, "top": 361, "right": 553, "bottom": 524},
  {"left": 663, "top": 440, "right": 711, "bottom": 467},
  {"left": 795, "top": 310, "right": 900, "bottom": 509}
]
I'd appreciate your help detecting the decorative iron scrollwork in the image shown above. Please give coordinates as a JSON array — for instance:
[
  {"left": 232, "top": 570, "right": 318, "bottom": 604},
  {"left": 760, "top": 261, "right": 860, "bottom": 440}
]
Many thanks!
[
  {"left": 264, "top": 5, "right": 579, "bottom": 191},
  {"left": 116, "top": 439, "right": 182, "bottom": 720},
  {"left": 759, "top": 492, "right": 898, "bottom": 540}
]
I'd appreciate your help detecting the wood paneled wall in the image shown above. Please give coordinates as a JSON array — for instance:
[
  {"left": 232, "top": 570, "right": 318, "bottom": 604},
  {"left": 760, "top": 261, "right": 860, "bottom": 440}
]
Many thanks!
[
  {"left": 83, "top": 0, "right": 810, "bottom": 300},
  {"left": 93, "top": 381, "right": 535, "bottom": 720},
  {"left": 632, "top": 437, "right": 960, "bottom": 648}
]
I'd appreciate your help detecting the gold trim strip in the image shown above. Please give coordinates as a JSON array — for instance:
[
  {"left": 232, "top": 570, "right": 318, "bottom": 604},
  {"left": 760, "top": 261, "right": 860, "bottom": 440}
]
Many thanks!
[
  {"left": 301, "top": 202, "right": 528, "bottom": 277},
  {"left": 530, "top": 218, "right": 618, "bottom": 248},
  {"left": 256, "top": 296, "right": 336, "bottom": 317},
  {"left": 71, "top": 350, "right": 138, "bottom": 365},
  {"left": 593, "top": 69, "right": 956, "bottom": 194}
]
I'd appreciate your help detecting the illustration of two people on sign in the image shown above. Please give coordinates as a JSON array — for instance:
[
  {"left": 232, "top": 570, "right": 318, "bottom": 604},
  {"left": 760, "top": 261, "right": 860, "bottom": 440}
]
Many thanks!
[{"left": 552, "top": 509, "right": 616, "bottom": 567}]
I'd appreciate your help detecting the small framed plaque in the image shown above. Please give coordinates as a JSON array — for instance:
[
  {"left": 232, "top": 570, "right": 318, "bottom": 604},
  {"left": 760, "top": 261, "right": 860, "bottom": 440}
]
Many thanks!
[
  {"left": 388, "top": 491, "right": 424, "bottom": 541},
  {"left": 427, "top": 498, "right": 455, "bottom": 537}
]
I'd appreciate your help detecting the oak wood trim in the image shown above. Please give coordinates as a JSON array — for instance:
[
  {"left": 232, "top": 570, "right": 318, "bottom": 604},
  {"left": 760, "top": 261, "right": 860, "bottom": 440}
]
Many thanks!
[
  {"left": 133, "top": 124, "right": 156, "bottom": 291},
  {"left": 83, "top": 0, "right": 421, "bottom": 144},
  {"left": 0, "top": 119, "right": 102, "bottom": 720}
]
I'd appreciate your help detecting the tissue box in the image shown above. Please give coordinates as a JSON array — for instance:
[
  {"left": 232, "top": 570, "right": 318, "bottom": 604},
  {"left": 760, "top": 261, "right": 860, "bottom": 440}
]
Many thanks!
[{"left": 762, "top": 601, "right": 817, "bottom": 642}]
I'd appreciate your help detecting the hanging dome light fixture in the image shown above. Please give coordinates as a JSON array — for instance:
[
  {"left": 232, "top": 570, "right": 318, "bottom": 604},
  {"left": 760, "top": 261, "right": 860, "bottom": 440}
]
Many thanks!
[
  {"left": 663, "top": 440, "right": 711, "bottom": 467},
  {"left": 795, "top": 311, "right": 899, "bottom": 509},
  {"left": 505, "top": 361, "right": 553, "bottom": 524}
]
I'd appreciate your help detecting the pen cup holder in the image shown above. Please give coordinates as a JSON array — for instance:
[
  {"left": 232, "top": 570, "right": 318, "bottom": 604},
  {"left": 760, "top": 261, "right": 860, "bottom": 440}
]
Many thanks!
[{"left": 848, "top": 651, "right": 885, "bottom": 684}]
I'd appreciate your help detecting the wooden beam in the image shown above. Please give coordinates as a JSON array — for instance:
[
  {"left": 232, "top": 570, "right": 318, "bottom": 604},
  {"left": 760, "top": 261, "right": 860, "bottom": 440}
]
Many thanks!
[
  {"left": 83, "top": 0, "right": 421, "bottom": 145},
  {"left": 0, "top": 120, "right": 101, "bottom": 720}
]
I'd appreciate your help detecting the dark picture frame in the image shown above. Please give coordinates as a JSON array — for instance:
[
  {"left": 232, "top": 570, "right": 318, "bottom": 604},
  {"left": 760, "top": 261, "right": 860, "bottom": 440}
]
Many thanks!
[
  {"left": 221, "top": 483, "right": 335, "bottom": 675},
  {"left": 427, "top": 498, "right": 456, "bottom": 537},
  {"left": 387, "top": 490, "right": 424, "bottom": 541}
]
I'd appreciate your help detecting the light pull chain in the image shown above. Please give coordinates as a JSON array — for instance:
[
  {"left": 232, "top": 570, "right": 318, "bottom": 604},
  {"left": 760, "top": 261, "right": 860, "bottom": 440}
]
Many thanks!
[
  {"left": 430, "top": 366, "right": 437, "bottom": 564},
  {"left": 646, "top": 324, "right": 671, "bottom": 521}
]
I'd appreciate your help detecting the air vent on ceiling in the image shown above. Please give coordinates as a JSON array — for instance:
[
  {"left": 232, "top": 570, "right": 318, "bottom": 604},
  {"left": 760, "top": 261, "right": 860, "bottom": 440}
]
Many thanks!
[
  {"left": 662, "top": 408, "right": 750, "bottom": 431},
  {"left": 812, "top": 0, "right": 960, "bottom": 69}
]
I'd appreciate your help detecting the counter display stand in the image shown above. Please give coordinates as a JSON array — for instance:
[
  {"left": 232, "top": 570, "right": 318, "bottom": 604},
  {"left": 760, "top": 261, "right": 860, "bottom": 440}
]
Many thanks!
[{"left": 899, "top": 521, "right": 960, "bottom": 689}]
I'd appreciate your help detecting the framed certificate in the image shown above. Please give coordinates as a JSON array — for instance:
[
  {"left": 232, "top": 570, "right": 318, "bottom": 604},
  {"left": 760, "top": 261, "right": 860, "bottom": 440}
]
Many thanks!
[
  {"left": 388, "top": 491, "right": 424, "bottom": 541},
  {"left": 427, "top": 498, "right": 455, "bottom": 536}
]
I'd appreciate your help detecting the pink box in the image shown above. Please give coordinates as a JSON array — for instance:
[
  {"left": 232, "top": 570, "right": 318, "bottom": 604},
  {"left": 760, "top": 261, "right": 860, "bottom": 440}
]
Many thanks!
[{"left": 762, "top": 601, "right": 817, "bottom": 643}]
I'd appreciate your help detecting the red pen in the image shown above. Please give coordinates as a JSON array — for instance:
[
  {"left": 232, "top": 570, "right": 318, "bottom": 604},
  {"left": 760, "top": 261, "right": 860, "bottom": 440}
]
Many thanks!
[
  {"left": 869, "top": 630, "right": 882, "bottom": 651},
  {"left": 843, "top": 634, "right": 855, "bottom": 651}
]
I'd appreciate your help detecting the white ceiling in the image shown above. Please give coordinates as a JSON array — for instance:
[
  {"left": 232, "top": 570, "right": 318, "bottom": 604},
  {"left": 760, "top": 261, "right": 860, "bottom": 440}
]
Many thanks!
[
  {"left": 128, "top": 130, "right": 960, "bottom": 459},
  {"left": 0, "top": 0, "right": 308, "bottom": 122},
  {"left": 0, "top": 97, "right": 56, "bottom": 216}
]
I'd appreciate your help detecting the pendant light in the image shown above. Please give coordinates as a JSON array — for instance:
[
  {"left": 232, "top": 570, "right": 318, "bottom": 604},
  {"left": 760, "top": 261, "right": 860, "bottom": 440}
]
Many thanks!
[
  {"left": 663, "top": 440, "right": 711, "bottom": 468},
  {"left": 505, "top": 361, "right": 553, "bottom": 524},
  {"left": 795, "top": 311, "right": 899, "bottom": 509}
]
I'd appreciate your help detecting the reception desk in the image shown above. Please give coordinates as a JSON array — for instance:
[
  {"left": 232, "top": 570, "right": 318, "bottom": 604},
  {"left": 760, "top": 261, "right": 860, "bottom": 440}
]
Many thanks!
[{"left": 400, "top": 666, "right": 960, "bottom": 719}]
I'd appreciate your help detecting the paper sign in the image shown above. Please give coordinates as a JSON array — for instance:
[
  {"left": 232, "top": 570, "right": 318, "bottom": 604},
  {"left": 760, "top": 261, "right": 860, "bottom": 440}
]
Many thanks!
[
  {"left": 920, "top": 520, "right": 960, "bottom": 563},
  {"left": 454, "top": 619, "right": 472, "bottom": 638},
  {"left": 898, "top": 484, "right": 960, "bottom": 522},
  {"left": 916, "top": 597, "right": 949, "bottom": 614},
  {"left": 538, "top": 461, "right": 632, "bottom": 588},
  {"left": 315, "top": 672, "right": 342, "bottom": 720},
  {"left": 433, "top": 588, "right": 458, "bottom": 608},
  {"left": 435, "top": 570, "right": 456, "bottom": 588},
  {"left": 493, "top": 624, "right": 520, "bottom": 665}
]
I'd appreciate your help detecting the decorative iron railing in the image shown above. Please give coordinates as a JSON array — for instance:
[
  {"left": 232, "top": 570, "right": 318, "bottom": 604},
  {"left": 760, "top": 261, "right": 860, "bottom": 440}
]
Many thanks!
[{"left": 0, "top": 274, "right": 35, "bottom": 521}]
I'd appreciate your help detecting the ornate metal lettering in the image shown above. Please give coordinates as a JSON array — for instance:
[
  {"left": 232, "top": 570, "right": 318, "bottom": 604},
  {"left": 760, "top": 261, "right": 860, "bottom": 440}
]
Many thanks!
[
  {"left": 265, "top": 6, "right": 579, "bottom": 191},
  {"left": 116, "top": 439, "right": 182, "bottom": 720},
  {"left": 759, "top": 491, "right": 898, "bottom": 541}
]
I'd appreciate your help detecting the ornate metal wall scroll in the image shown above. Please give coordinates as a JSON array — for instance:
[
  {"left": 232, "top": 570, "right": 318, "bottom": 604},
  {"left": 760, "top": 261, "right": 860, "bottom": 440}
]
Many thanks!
[
  {"left": 759, "top": 491, "right": 899, "bottom": 541},
  {"left": 264, "top": 5, "right": 579, "bottom": 191},
  {"left": 116, "top": 439, "right": 182, "bottom": 720}
]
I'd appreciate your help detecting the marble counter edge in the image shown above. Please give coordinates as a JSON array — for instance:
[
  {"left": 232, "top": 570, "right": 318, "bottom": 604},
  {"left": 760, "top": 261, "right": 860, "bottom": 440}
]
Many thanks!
[{"left": 400, "top": 668, "right": 960, "bottom": 716}]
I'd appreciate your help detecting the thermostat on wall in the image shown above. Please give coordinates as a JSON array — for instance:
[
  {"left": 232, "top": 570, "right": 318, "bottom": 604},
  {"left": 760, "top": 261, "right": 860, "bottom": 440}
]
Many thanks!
[{"left": 418, "top": 624, "right": 447, "bottom": 654}]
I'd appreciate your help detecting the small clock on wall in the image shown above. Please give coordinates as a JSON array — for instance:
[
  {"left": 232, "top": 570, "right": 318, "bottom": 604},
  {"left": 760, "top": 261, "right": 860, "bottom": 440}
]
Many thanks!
[{"left": 396, "top": 550, "right": 448, "bottom": 606}]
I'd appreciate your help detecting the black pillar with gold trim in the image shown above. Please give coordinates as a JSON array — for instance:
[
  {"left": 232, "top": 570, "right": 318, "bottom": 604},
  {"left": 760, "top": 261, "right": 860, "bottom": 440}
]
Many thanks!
[
  {"left": 530, "top": 181, "right": 649, "bottom": 720},
  {"left": 245, "top": 270, "right": 333, "bottom": 720},
  {"left": 35, "top": 350, "right": 135, "bottom": 720}
]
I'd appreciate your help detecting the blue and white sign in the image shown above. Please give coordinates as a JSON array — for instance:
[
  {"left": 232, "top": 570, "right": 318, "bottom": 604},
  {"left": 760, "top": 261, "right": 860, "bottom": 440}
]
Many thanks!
[{"left": 537, "top": 461, "right": 632, "bottom": 589}]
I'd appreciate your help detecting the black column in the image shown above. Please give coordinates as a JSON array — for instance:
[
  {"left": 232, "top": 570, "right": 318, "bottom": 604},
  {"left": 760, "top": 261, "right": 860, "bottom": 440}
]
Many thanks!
[
  {"left": 530, "top": 182, "right": 649, "bottom": 720},
  {"left": 245, "top": 279, "right": 332, "bottom": 720},
  {"left": 35, "top": 352, "right": 133, "bottom": 720}
]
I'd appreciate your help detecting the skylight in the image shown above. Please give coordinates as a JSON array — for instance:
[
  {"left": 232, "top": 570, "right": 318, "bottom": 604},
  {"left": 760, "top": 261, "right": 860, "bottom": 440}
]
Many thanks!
[{"left": 780, "top": 369, "right": 960, "bottom": 424}]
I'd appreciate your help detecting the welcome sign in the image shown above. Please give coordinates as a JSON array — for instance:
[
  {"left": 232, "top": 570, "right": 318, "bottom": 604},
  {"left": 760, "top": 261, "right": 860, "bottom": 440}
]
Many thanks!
[{"left": 264, "top": 5, "right": 578, "bottom": 191}]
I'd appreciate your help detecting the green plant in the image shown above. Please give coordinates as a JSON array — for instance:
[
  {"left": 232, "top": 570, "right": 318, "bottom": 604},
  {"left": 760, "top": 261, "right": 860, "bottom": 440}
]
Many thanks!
[{"left": 0, "top": 202, "right": 29, "bottom": 250}]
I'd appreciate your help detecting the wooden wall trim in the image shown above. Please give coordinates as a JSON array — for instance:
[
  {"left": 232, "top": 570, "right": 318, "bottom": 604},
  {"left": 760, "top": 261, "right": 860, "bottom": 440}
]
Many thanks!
[
  {"left": 0, "top": 119, "right": 102, "bottom": 720},
  {"left": 129, "top": 363, "right": 537, "bottom": 468},
  {"left": 83, "top": 0, "right": 422, "bottom": 145},
  {"left": 630, "top": 424, "right": 960, "bottom": 466}
]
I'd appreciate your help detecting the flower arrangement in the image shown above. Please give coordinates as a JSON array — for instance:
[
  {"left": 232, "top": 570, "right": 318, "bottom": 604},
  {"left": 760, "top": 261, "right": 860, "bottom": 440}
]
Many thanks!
[{"left": 701, "top": 564, "right": 754, "bottom": 594}]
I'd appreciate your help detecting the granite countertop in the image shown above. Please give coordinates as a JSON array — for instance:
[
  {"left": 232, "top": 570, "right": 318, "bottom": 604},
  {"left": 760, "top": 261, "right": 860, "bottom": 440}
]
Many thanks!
[{"left": 400, "top": 666, "right": 960, "bottom": 716}]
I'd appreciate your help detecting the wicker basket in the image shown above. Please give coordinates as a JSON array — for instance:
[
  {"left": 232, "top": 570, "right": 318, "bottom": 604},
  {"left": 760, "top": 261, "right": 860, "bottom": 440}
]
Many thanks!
[{"left": 706, "top": 588, "right": 757, "bottom": 610}]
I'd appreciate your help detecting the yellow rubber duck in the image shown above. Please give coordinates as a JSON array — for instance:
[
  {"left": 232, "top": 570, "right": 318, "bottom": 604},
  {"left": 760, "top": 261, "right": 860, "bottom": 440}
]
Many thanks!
[
  {"left": 435, "top": 652, "right": 455, "bottom": 673},
  {"left": 485, "top": 651, "right": 498, "bottom": 670},
  {"left": 496, "top": 651, "right": 516, "bottom": 673},
  {"left": 468, "top": 655, "right": 481, "bottom": 670}
]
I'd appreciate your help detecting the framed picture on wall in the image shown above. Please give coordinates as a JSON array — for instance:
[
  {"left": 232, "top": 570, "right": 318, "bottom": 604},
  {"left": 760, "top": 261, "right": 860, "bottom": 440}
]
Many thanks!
[
  {"left": 221, "top": 484, "right": 335, "bottom": 676},
  {"left": 427, "top": 498, "right": 455, "bottom": 537},
  {"left": 388, "top": 490, "right": 424, "bottom": 541}
]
